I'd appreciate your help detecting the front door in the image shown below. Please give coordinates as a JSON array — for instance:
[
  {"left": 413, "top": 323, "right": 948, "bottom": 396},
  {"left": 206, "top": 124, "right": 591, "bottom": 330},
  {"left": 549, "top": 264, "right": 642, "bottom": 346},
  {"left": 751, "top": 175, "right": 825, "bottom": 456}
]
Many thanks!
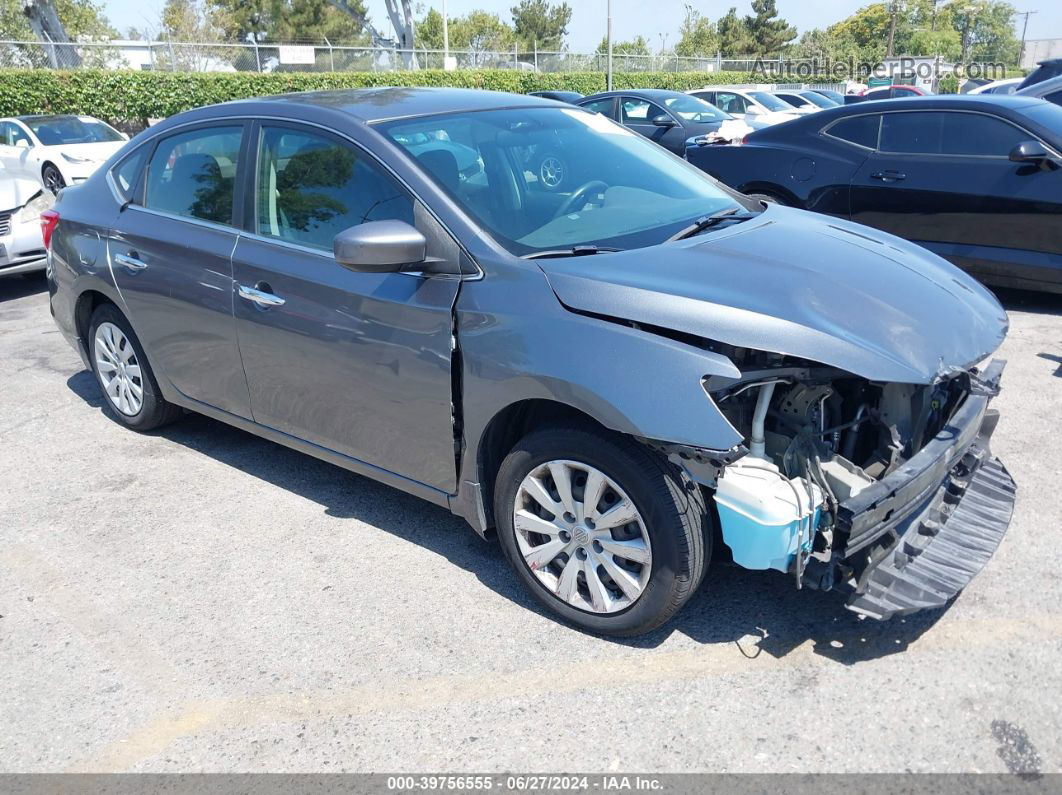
[
  {"left": 107, "top": 123, "right": 252, "bottom": 418},
  {"left": 231, "top": 122, "right": 460, "bottom": 492},
  {"left": 0, "top": 121, "right": 33, "bottom": 180},
  {"left": 850, "top": 109, "right": 1062, "bottom": 286},
  {"left": 619, "top": 97, "right": 686, "bottom": 153}
]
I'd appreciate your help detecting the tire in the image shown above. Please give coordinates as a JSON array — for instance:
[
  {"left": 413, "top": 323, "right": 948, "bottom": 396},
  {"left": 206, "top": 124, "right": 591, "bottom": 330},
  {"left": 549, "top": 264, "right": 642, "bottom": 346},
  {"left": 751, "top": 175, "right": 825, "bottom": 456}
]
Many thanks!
[
  {"left": 747, "top": 191, "right": 786, "bottom": 207},
  {"left": 42, "top": 163, "right": 66, "bottom": 193},
  {"left": 494, "top": 423, "right": 709, "bottom": 637},
  {"left": 87, "top": 303, "right": 183, "bottom": 431}
]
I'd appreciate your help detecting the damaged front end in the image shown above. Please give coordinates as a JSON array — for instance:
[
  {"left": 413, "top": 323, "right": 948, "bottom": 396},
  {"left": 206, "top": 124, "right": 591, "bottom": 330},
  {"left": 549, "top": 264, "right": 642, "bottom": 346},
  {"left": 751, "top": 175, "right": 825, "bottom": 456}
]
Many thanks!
[{"left": 694, "top": 351, "right": 1015, "bottom": 620}]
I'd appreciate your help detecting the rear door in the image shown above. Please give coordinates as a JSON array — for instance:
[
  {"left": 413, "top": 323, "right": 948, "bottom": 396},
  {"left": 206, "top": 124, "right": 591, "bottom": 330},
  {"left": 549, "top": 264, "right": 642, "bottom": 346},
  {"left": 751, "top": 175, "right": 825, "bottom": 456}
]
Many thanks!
[
  {"left": 850, "top": 109, "right": 1062, "bottom": 286},
  {"left": 107, "top": 122, "right": 252, "bottom": 418},
  {"left": 230, "top": 121, "right": 461, "bottom": 492}
]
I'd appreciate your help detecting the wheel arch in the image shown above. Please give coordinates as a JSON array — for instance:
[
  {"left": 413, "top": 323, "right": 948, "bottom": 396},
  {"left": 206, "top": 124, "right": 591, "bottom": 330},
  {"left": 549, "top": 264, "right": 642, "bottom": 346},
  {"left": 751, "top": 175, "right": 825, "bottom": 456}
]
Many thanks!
[
  {"left": 738, "top": 181, "right": 800, "bottom": 207},
  {"left": 73, "top": 288, "right": 120, "bottom": 361},
  {"left": 472, "top": 398, "right": 611, "bottom": 533}
]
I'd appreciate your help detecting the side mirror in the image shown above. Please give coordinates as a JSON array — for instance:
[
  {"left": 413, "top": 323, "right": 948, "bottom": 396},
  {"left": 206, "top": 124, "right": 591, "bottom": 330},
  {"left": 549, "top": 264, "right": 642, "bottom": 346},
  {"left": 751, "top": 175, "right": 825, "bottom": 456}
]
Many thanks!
[
  {"left": 333, "top": 220, "right": 427, "bottom": 273},
  {"left": 651, "top": 114, "right": 676, "bottom": 128},
  {"left": 15, "top": 139, "right": 30, "bottom": 148},
  {"left": 745, "top": 105, "right": 763, "bottom": 116},
  {"left": 1009, "top": 140, "right": 1057, "bottom": 168}
]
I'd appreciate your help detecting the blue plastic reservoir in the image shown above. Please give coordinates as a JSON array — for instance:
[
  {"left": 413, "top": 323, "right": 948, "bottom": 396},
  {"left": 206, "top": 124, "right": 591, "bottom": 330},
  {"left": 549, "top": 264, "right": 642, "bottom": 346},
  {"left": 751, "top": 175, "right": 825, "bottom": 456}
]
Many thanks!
[{"left": 714, "top": 459, "right": 822, "bottom": 572}]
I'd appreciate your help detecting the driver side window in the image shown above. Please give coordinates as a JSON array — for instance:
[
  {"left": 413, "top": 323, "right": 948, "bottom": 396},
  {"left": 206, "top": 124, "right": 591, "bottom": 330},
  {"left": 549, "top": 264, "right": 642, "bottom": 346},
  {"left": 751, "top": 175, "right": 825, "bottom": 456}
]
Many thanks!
[
  {"left": 621, "top": 98, "right": 667, "bottom": 123},
  {"left": 255, "top": 125, "right": 414, "bottom": 251}
]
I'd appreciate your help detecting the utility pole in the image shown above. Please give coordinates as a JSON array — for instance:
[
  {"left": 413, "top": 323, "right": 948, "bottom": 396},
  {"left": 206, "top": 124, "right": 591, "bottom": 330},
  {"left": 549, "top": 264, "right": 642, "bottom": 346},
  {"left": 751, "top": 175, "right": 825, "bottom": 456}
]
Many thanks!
[
  {"left": 606, "top": 0, "right": 613, "bottom": 91},
  {"left": 887, "top": 1, "right": 900, "bottom": 58},
  {"left": 1016, "top": 10, "right": 1038, "bottom": 69},
  {"left": 442, "top": 0, "right": 449, "bottom": 62}
]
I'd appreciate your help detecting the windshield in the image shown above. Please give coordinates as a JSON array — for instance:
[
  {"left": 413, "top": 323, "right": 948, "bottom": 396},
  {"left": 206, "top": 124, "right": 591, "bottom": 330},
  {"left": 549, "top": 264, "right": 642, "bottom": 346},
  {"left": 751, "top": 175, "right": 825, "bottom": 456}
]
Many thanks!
[
  {"left": 25, "top": 116, "right": 123, "bottom": 145},
  {"left": 748, "top": 92, "right": 793, "bottom": 112},
  {"left": 799, "top": 91, "right": 838, "bottom": 108},
  {"left": 661, "top": 94, "right": 729, "bottom": 122},
  {"left": 379, "top": 107, "right": 748, "bottom": 256}
]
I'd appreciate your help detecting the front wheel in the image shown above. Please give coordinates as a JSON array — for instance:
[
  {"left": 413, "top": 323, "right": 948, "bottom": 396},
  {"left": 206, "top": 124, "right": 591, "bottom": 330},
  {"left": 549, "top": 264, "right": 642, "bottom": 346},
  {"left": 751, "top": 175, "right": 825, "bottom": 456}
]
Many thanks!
[
  {"left": 42, "top": 163, "right": 66, "bottom": 193},
  {"left": 494, "top": 424, "right": 709, "bottom": 636}
]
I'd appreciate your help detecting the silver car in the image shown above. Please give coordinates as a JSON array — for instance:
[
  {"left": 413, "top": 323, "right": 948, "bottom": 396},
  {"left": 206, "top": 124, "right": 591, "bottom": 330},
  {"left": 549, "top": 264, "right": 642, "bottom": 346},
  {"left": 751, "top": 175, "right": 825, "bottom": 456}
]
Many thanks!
[{"left": 45, "top": 89, "right": 1015, "bottom": 635}]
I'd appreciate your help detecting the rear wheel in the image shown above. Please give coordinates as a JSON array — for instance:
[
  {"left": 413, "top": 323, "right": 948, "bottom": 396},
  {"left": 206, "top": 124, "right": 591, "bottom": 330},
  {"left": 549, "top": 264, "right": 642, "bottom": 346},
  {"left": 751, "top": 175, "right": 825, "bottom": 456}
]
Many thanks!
[
  {"left": 494, "top": 424, "right": 709, "bottom": 636},
  {"left": 88, "top": 304, "right": 182, "bottom": 431},
  {"left": 42, "top": 163, "right": 65, "bottom": 193}
]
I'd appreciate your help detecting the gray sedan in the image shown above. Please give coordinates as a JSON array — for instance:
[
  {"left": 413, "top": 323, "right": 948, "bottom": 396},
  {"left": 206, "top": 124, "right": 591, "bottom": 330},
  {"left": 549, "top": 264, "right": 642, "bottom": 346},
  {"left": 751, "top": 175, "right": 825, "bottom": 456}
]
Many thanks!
[{"left": 45, "top": 88, "right": 1014, "bottom": 635}]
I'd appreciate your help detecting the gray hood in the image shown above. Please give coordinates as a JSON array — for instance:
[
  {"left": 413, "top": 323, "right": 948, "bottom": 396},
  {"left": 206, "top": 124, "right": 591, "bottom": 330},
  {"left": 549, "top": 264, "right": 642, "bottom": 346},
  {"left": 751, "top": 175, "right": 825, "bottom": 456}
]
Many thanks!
[{"left": 539, "top": 205, "right": 1008, "bottom": 384}]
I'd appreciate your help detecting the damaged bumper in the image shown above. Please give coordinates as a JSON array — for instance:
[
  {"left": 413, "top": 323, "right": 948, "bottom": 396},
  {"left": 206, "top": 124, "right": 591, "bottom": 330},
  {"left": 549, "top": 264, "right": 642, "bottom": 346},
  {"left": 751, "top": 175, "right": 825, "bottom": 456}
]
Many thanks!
[{"left": 834, "top": 359, "right": 1015, "bottom": 619}]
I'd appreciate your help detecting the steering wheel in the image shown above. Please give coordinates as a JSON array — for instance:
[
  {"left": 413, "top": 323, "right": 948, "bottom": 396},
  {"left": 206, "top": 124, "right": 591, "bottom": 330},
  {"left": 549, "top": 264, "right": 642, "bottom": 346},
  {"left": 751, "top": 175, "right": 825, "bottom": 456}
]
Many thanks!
[{"left": 553, "top": 180, "right": 609, "bottom": 219}]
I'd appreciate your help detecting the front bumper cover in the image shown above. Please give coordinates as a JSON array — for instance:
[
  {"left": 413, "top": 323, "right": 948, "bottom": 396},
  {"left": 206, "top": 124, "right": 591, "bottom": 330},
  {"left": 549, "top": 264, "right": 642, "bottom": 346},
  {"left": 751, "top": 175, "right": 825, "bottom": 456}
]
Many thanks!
[{"left": 834, "top": 359, "right": 1015, "bottom": 619}]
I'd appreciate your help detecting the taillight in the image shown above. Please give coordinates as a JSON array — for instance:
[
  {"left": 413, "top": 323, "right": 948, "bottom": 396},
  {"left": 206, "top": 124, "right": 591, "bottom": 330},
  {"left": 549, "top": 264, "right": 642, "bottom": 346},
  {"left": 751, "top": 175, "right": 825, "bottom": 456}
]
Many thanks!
[{"left": 40, "top": 209, "right": 59, "bottom": 250}]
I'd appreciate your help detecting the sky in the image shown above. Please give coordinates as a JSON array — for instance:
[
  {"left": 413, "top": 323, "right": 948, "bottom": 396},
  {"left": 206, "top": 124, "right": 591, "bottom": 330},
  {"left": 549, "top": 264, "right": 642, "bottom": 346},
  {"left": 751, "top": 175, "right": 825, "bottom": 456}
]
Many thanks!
[{"left": 103, "top": 0, "right": 1061, "bottom": 51}]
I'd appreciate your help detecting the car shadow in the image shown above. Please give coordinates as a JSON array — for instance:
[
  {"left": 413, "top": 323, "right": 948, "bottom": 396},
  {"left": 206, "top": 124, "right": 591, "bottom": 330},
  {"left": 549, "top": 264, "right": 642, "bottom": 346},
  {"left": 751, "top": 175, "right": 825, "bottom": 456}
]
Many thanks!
[
  {"left": 0, "top": 272, "right": 47, "bottom": 303},
  {"left": 67, "top": 371, "right": 946, "bottom": 665},
  {"left": 994, "top": 286, "right": 1062, "bottom": 316}
]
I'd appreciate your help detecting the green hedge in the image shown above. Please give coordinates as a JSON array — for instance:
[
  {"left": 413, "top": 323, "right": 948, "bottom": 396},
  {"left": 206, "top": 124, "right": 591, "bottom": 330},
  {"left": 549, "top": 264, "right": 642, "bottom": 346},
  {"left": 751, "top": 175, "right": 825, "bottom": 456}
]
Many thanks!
[{"left": 0, "top": 68, "right": 760, "bottom": 125}]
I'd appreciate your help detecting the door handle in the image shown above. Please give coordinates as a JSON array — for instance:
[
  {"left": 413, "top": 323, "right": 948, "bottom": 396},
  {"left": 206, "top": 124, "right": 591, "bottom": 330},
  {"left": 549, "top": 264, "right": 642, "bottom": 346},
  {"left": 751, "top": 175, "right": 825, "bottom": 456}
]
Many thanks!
[
  {"left": 114, "top": 251, "right": 147, "bottom": 272},
  {"left": 237, "top": 283, "right": 286, "bottom": 308},
  {"left": 870, "top": 170, "right": 907, "bottom": 183}
]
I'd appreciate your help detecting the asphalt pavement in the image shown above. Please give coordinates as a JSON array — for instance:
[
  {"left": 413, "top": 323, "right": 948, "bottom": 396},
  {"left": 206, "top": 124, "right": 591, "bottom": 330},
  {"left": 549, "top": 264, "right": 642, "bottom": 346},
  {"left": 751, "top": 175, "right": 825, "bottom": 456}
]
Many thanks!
[{"left": 1, "top": 274, "right": 1060, "bottom": 773}]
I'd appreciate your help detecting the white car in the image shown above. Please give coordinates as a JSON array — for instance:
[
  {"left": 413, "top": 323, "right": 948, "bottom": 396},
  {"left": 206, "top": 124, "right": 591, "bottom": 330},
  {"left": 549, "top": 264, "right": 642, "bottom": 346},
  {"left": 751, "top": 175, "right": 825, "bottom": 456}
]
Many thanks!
[
  {"left": 772, "top": 90, "right": 838, "bottom": 112},
  {"left": 0, "top": 114, "right": 128, "bottom": 194},
  {"left": 1016, "top": 74, "right": 1062, "bottom": 106},
  {"left": 969, "top": 78, "right": 1023, "bottom": 95},
  {"left": 686, "top": 87, "right": 801, "bottom": 126},
  {"left": 0, "top": 169, "right": 53, "bottom": 277}
]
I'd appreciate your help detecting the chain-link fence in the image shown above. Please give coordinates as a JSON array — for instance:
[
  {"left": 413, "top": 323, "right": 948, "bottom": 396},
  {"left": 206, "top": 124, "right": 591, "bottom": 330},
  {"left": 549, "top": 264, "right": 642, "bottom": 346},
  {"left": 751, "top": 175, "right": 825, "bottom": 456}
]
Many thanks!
[{"left": 0, "top": 39, "right": 791, "bottom": 73}]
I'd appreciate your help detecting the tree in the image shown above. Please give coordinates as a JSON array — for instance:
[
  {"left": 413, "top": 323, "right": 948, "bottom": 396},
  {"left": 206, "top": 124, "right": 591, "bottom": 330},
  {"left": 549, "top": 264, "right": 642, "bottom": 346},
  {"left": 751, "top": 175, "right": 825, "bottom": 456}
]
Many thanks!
[
  {"left": 596, "top": 34, "right": 650, "bottom": 56},
  {"left": 716, "top": 7, "right": 754, "bottom": 55},
  {"left": 9, "top": 0, "right": 115, "bottom": 67},
  {"left": 417, "top": 8, "right": 514, "bottom": 56},
  {"left": 674, "top": 4, "right": 717, "bottom": 57},
  {"left": 510, "top": 0, "right": 571, "bottom": 51},
  {"left": 744, "top": 0, "right": 796, "bottom": 55},
  {"left": 209, "top": 0, "right": 369, "bottom": 43}
]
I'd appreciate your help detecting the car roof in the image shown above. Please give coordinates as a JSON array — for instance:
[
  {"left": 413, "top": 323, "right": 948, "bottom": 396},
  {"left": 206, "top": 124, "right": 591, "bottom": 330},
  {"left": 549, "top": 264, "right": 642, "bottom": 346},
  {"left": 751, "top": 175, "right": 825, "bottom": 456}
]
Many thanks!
[
  {"left": 1018, "top": 74, "right": 1062, "bottom": 96},
  {"left": 579, "top": 89, "right": 695, "bottom": 101},
  {"left": 15, "top": 114, "right": 91, "bottom": 122},
  {"left": 208, "top": 87, "right": 563, "bottom": 124}
]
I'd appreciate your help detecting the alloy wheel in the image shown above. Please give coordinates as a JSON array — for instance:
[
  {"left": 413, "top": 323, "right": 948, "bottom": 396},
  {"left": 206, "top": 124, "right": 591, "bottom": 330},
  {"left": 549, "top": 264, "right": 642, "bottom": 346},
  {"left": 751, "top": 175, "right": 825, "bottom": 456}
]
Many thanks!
[
  {"left": 43, "top": 167, "right": 65, "bottom": 193},
  {"left": 94, "top": 322, "right": 144, "bottom": 416},
  {"left": 513, "top": 459, "right": 652, "bottom": 614}
]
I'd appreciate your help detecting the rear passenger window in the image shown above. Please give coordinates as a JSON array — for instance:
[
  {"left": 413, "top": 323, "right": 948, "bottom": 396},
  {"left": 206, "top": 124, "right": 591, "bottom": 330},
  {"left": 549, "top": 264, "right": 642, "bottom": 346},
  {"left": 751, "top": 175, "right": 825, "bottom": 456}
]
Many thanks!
[
  {"left": 144, "top": 126, "right": 243, "bottom": 225},
  {"left": 880, "top": 112, "right": 1024, "bottom": 156},
  {"left": 255, "top": 125, "right": 413, "bottom": 251},
  {"left": 826, "top": 115, "right": 880, "bottom": 149}
]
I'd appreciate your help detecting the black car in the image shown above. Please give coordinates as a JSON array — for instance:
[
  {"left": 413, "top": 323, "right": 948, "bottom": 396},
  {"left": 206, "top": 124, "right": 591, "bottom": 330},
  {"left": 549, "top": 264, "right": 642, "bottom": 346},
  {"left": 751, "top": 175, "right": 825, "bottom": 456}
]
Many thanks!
[
  {"left": 685, "top": 95, "right": 1062, "bottom": 293},
  {"left": 527, "top": 90, "right": 584, "bottom": 104},
  {"left": 1019, "top": 58, "right": 1062, "bottom": 91},
  {"left": 576, "top": 89, "right": 735, "bottom": 154}
]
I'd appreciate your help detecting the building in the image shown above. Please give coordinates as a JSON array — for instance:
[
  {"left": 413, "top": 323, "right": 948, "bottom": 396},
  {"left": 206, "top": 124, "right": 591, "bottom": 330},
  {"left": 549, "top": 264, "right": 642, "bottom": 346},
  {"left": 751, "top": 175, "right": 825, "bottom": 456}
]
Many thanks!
[{"left": 1021, "top": 39, "right": 1062, "bottom": 70}]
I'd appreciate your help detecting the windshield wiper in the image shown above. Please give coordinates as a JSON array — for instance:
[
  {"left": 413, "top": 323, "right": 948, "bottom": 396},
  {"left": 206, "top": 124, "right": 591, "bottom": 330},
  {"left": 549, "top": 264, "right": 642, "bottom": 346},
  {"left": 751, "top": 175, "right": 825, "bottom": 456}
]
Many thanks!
[
  {"left": 666, "top": 207, "right": 759, "bottom": 242},
  {"left": 523, "top": 245, "right": 624, "bottom": 260}
]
